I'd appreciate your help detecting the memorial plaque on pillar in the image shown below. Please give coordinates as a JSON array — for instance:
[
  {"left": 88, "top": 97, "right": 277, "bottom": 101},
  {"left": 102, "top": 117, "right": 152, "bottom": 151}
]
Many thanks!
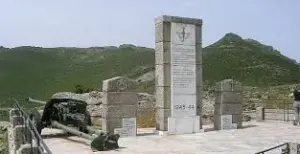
[
  {"left": 221, "top": 115, "right": 233, "bottom": 130},
  {"left": 170, "top": 22, "right": 197, "bottom": 118},
  {"left": 114, "top": 117, "right": 136, "bottom": 137}
]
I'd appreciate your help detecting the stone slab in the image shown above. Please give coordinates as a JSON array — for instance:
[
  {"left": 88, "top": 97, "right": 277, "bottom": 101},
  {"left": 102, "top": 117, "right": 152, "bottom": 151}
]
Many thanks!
[
  {"left": 214, "top": 103, "right": 242, "bottom": 115},
  {"left": 215, "top": 91, "right": 242, "bottom": 104},
  {"left": 220, "top": 115, "right": 234, "bottom": 130},
  {"left": 155, "top": 15, "right": 203, "bottom": 26},
  {"left": 155, "top": 21, "right": 171, "bottom": 43},
  {"left": 101, "top": 104, "right": 137, "bottom": 119},
  {"left": 114, "top": 118, "right": 137, "bottom": 137},
  {"left": 171, "top": 94, "right": 196, "bottom": 117},
  {"left": 170, "top": 44, "right": 196, "bottom": 65},
  {"left": 171, "top": 65, "right": 196, "bottom": 94},
  {"left": 155, "top": 42, "right": 171, "bottom": 64},
  {"left": 101, "top": 118, "right": 122, "bottom": 134},
  {"left": 155, "top": 64, "right": 171, "bottom": 87},
  {"left": 155, "top": 86, "right": 171, "bottom": 108},
  {"left": 168, "top": 116, "right": 200, "bottom": 134},
  {"left": 155, "top": 108, "right": 170, "bottom": 131},
  {"left": 171, "top": 22, "right": 195, "bottom": 45},
  {"left": 102, "top": 92, "right": 138, "bottom": 105},
  {"left": 102, "top": 76, "right": 136, "bottom": 92}
]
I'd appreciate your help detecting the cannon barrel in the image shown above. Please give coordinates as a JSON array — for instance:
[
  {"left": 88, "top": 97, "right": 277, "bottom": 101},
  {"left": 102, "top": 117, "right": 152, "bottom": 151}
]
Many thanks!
[
  {"left": 51, "top": 120, "right": 95, "bottom": 140},
  {"left": 27, "top": 97, "right": 47, "bottom": 104}
]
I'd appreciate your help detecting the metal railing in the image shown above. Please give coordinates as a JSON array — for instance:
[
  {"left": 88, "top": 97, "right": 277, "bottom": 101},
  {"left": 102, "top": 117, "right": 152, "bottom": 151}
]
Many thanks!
[
  {"left": 12, "top": 98, "right": 52, "bottom": 154},
  {"left": 255, "top": 143, "right": 289, "bottom": 154}
]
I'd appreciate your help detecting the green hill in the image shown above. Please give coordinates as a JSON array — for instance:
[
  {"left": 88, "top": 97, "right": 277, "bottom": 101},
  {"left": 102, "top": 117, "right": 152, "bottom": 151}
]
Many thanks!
[{"left": 1, "top": 33, "right": 300, "bottom": 107}]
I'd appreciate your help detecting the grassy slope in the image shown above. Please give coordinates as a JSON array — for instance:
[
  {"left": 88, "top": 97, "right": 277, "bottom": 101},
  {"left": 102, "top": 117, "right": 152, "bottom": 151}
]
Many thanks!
[{"left": 1, "top": 33, "right": 300, "bottom": 108}]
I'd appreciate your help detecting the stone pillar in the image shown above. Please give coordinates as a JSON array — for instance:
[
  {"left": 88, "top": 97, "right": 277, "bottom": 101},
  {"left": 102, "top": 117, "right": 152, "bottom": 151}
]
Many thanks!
[
  {"left": 155, "top": 15, "right": 203, "bottom": 134},
  {"left": 214, "top": 79, "right": 243, "bottom": 130},
  {"left": 101, "top": 76, "right": 138, "bottom": 137},
  {"left": 256, "top": 107, "right": 265, "bottom": 122},
  {"left": 14, "top": 125, "right": 26, "bottom": 152}
]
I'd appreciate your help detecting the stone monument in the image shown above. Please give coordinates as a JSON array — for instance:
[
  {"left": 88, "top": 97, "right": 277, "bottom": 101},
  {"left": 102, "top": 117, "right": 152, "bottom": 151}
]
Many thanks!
[
  {"left": 101, "top": 76, "right": 138, "bottom": 137},
  {"left": 155, "top": 15, "right": 203, "bottom": 134},
  {"left": 214, "top": 79, "right": 243, "bottom": 130}
]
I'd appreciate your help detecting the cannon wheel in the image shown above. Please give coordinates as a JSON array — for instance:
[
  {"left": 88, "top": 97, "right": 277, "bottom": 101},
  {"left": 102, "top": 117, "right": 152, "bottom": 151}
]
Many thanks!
[
  {"left": 79, "top": 110, "right": 92, "bottom": 133},
  {"left": 85, "top": 110, "right": 92, "bottom": 126},
  {"left": 29, "top": 110, "right": 42, "bottom": 134}
]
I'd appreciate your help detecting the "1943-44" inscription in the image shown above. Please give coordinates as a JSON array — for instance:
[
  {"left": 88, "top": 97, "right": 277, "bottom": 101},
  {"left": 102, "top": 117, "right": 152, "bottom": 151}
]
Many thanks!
[{"left": 174, "top": 104, "right": 195, "bottom": 110}]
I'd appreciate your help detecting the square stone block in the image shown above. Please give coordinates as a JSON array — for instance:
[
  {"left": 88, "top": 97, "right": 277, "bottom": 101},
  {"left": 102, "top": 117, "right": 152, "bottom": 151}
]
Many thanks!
[
  {"left": 214, "top": 103, "right": 242, "bottom": 115},
  {"left": 196, "top": 43, "right": 202, "bottom": 65},
  {"left": 155, "top": 22, "right": 171, "bottom": 43},
  {"left": 232, "top": 114, "right": 243, "bottom": 128},
  {"left": 155, "top": 42, "right": 171, "bottom": 64},
  {"left": 155, "top": 64, "right": 171, "bottom": 87},
  {"left": 195, "top": 26, "right": 202, "bottom": 44},
  {"left": 215, "top": 79, "right": 242, "bottom": 92},
  {"left": 102, "top": 118, "right": 123, "bottom": 133},
  {"left": 155, "top": 86, "right": 171, "bottom": 108},
  {"left": 215, "top": 91, "right": 242, "bottom": 104},
  {"left": 102, "top": 104, "right": 137, "bottom": 119},
  {"left": 168, "top": 116, "right": 200, "bottom": 134},
  {"left": 102, "top": 92, "right": 138, "bottom": 105},
  {"left": 156, "top": 108, "right": 171, "bottom": 131}
]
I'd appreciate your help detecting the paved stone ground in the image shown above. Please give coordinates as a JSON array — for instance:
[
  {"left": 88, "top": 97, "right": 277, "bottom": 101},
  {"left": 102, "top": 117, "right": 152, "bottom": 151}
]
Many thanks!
[{"left": 42, "top": 121, "right": 300, "bottom": 154}]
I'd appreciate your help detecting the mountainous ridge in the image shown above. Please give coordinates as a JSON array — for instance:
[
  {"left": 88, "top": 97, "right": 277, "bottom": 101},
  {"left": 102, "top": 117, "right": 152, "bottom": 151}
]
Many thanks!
[{"left": 1, "top": 32, "right": 299, "bottom": 107}]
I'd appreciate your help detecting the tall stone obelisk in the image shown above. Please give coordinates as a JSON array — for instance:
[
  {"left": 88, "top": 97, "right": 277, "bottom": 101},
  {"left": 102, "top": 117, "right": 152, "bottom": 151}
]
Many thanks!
[{"left": 155, "top": 15, "right": 203, "bottom": 134}]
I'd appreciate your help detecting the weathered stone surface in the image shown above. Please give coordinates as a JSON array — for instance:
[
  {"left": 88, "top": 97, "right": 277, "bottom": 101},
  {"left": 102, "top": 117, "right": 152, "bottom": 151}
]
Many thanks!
[
  {"left": 155, "top": 42, "right": 171, "bottom": 64},
  {"left": 256, "top": 107, "right": 265, "bottom": 122},
  {"left": 215, "top": 91, "right": 242, "bottom": 104},
  {"left": 102, "top": 92, "right": 138, "bottom": 105},
  {"left": 102, "top": 118, "right": 123, "bottom": 134},
  {"left": 155, "top": 64, "right": 171, "bottom": 87},
  {"left": 232, "top": 114, "right": 243, "bottom": 128},
  {"left": 196, "top": 44, "right": 202, "bottom": 65},
  {"left": 215, "top": 79, "right": 242, "bottom": 92},
  {"left": 195, "top": 26, "right": 202, "bottom": 44},
  {"left": 101, "top": 104, "right": 137, "bottom": 119},
  {"left": 155, "top": 86, "right": 171, "bottom": 108},
  {"left": 102, "top": 76, "right": 136, "bottom": 92},
  {"left": 155, "top": 15, "right": 203, "bottom": 26},
  {"left": 196, "top": 65, "right": 203, "bottom": 86},
  {"left": 214, "top": 103, "right": 242, "bottom": 115},
  {"left": 156, "top": 108, "right": 170, "bottom": 131},
  {"left": 155, "top": 22, "right": 171, "bottom": 43}
]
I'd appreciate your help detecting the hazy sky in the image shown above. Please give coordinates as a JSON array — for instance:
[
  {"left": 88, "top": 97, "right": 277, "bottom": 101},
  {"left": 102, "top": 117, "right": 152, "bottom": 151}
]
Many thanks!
[{"left": 1, "top": 0, "right": 299, "bottom": 60}]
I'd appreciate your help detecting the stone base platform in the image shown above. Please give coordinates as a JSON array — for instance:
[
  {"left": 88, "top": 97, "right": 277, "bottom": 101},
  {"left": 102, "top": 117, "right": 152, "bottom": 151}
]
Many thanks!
[{"left": 42, "top": 121, "right": 300, "bottom": 154}]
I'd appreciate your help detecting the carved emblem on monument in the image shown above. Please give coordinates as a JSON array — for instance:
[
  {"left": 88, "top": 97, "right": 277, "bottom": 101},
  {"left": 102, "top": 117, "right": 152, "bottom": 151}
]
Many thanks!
[
  {"left": 176, "top": 24, "right": 191, "bottom": 42},
  {"left": 117, "top": 78, "right": 128, "bottom": 91}
]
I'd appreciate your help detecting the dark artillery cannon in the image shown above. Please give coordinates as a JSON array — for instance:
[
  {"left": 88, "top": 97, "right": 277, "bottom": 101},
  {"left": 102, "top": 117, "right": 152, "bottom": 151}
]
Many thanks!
[{"left": 27, "top": 97, "right": 120, "bottom": 151}]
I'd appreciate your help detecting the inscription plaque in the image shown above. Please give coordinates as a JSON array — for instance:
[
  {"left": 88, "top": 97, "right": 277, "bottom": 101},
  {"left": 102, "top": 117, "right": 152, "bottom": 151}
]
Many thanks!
[
  {"left": 171, "top": 94, "right": 196, "bottom": 117},
  {"left": 114, "top": 118, "right": 136, "bottom": 137},
  {"left": 171, "top": 23, "right": 195, "bottom": 45},
  {"left": 221, "top": 115, "right": 233, "bottom": 130}
]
